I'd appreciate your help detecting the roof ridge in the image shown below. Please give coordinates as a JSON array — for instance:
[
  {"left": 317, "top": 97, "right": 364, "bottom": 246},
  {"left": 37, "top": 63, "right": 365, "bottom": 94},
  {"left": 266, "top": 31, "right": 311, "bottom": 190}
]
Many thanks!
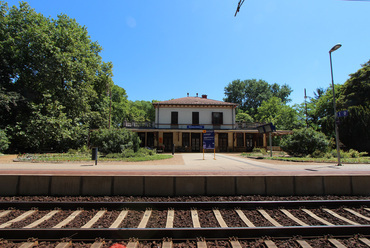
[{"left": 154, "top": 96, "right": 237, "bottom": 106}]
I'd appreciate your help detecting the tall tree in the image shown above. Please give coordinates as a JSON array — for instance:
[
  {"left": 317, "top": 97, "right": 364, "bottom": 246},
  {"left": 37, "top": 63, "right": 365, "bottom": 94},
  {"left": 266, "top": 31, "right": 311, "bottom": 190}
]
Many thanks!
[
  {"left": 255, "top": 97, "right": 301, "bottom": 130},
  {"left": 0, "top": 2, "right": 113, "bottom": 152},
  {"left": 337, "top": 60, "right": 370, "bottom": 152},
  {"left": 224, "top": 79, "right": 292, "bottom": 117}
]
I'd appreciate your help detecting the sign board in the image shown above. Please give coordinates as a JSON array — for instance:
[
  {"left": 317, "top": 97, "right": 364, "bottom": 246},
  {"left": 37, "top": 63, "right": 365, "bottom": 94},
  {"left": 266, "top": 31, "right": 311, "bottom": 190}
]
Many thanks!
[
  {"left": 257, "top": 123, "right": 276, "bottom": 134},
  {"left": 336, "top": 110, "right": 349, "bottom": 118},
  {"left": 187, "top": 125, "right": 204, "bottom": 129},
  {"left": 203, "top": 131, "right": 215, "bottom": 149}
]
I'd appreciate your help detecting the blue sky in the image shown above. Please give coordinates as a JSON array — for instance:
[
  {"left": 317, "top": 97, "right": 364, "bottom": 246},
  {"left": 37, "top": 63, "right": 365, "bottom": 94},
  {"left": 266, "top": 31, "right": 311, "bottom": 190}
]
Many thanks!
[{"left": 6, "top": 0, "right": 370, "bottom": 105}]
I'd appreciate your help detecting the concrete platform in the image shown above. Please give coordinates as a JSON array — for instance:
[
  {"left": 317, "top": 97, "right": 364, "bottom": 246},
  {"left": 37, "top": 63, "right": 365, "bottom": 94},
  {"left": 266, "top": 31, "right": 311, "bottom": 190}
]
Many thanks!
[{"left": 0, "top": 153, "right": 369, "bottom": 196}]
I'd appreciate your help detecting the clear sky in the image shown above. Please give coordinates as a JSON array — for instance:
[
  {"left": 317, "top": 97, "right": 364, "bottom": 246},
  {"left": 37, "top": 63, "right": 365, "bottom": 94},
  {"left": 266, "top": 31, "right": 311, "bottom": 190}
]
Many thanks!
[{"left": 5, "top": 0, "right": 370, "bottom": 105}]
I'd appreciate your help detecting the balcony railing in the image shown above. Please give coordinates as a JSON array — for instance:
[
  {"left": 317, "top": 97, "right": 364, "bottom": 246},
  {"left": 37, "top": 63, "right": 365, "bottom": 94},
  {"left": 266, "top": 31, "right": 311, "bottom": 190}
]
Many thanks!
[
  {"left": 234, "top": 121, "right": 265, "bottom": 130},
  {"left": 122, "top": 121, "right": 155, "bottom": 128},
  {"left": 122, "top": 121, "right": 264, "bottom": 130}
]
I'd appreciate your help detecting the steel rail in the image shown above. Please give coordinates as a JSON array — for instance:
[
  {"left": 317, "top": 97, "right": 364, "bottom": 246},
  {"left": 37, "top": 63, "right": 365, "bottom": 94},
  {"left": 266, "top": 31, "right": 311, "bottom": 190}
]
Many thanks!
[
  {"left": 0, "top": 225, "right": 369, "bottom": 241},
  {"left": 0, "top": 200, "right": 369, "bottom": 210}
]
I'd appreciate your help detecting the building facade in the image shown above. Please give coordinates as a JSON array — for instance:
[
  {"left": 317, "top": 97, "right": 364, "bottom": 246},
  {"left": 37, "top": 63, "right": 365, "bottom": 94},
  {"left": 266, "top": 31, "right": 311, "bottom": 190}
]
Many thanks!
[{"left": 125, "top": 94, "right": 283, "bottom": 152}]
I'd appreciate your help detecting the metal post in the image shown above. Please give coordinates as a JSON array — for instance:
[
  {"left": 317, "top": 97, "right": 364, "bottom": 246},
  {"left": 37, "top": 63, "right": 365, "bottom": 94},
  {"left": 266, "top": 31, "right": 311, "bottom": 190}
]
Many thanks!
[
  {"left": 269, "top": 132, "right": 272, "bottom": 157},
  {"left": 329, "top": 44, "right": 342, "bottom": 166}
]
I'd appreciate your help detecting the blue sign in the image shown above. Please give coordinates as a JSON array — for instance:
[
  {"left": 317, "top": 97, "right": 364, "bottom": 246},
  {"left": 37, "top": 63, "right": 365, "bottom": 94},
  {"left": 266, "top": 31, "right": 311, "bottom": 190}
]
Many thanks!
[
  {"left": 336, "top": 110, "right": 349, "bottom": 118},
  {"left": 203, "top": 131, "right": 215, "bottom": 149},
  {"left": 187, "top": 125, "right": 204, "bottom": 129}
]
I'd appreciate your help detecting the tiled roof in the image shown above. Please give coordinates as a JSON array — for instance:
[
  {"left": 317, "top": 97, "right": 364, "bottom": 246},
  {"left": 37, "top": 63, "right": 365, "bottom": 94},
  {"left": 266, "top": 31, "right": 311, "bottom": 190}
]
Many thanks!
[{"left": 154, "top": 97, "right": 238, "bottom": 106}]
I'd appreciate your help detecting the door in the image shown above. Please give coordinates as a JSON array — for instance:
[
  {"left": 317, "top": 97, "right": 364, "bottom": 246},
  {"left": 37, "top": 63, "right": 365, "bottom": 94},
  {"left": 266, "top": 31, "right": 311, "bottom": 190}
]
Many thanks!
[
  {"left": 218, "top": 133, "right": 228, "bottom": 152},
  {"left": 191, "top": 133, "right": 201, "bottom": 152},
  {"left": 163, "top": 133, "right": 173, "bottom": 152},
  {"left": 246, "top": 134, "right": 253, "bottom": 152}
]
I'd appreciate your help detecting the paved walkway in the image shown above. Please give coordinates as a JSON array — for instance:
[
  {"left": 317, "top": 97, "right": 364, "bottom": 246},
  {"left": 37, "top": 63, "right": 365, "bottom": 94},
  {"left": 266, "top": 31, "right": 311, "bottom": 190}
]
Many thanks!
[{"left": 0, "top": 153, "right": 369, "bottom": 176}]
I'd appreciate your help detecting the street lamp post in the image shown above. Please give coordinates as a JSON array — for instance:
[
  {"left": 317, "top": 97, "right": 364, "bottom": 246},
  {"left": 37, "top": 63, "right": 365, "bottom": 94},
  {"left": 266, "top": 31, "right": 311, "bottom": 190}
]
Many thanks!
[{"left": 329, "top": 43, "right": 342, "bottom": 166}]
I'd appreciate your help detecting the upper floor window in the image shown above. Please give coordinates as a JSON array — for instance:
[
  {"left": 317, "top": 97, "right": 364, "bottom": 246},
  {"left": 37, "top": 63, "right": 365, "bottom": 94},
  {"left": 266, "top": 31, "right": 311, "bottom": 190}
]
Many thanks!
[
  {"left": 192, "top": 112, "right": 199, "bottom": 125},
  {"left": 171, "top": 112, "right": 178, "bottom": 125},
  {"left": 212, "top": 112, "right": 223, "bottom": 125}
]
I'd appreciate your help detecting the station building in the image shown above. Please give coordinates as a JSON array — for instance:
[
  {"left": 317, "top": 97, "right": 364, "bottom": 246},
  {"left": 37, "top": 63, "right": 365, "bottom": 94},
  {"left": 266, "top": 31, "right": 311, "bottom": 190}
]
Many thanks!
[{"left": 124, "top": 94, "right": 288, "bottom": 152}]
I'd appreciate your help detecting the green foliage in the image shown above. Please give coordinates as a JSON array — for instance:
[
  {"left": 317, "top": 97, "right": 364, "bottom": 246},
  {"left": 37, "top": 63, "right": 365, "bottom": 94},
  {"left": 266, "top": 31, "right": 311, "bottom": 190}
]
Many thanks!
[
  {"left": 0, "top": 129, "right": 9, "bottom": 153},
  {"left": 338, "top": 60, "right": 370, "bottom": 109},
  {"left": 307, "top": 85, "right": 342, "bottom": 136},
  {"left": 224, "top": 79, "right": 292, "bottom": 117},
  {"left": 111, "top": 84, "right": 155, "bottom": 127},
  {"left": 252, "top": 147, "right": 267, "bottom": 155},
  {"left": 338, "top": 105, "right": 370, "bottom": 153},
  {"left": 104, "top": 148, "right": 155, "bottom": 158},
  {"left": 280, "top": 128, "right": 330, "bottom": 157},
  {"left": 90, "top": 128, "right": 140, "bottom": 154},
  {"left": 336, "top": 61, "right": 370, "bottom": 153},
  {"left": 255, "top": 97, "right": 302, "bottom": 130},
  {"left": 235, "top": 110, "right": 254, "bottom": 122},
  {"left": 0, "top": 2, "right": 115, "bottom": 152}
]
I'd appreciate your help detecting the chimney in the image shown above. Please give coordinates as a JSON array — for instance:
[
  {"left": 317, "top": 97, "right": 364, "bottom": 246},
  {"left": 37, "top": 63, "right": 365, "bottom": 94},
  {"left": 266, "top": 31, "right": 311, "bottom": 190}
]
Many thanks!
[
  {"left": 196, "top": 93, "right": 198, "bottom": 97},
  {"left": 187, "top": 93, "right": 189, "bottom": 97},
  {"left": 202, "top": 94, "right": 207, "bottom": 99}
]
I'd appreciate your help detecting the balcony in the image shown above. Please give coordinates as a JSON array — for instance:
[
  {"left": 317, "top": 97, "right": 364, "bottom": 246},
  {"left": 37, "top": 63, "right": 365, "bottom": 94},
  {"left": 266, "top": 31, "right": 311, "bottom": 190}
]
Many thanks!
[{"left": 122, "top": 121, "right": 264, "bottom": 130}]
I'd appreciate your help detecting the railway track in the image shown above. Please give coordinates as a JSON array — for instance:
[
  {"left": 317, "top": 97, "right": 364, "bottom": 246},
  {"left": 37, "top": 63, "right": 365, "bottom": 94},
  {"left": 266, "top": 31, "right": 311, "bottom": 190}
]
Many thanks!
[{"left": 1, "top": 200, "right": 370, "bottom": 247}]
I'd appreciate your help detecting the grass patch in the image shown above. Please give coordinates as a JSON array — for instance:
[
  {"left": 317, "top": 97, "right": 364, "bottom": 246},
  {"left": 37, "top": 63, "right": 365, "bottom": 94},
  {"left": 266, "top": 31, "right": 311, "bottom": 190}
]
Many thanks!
[
  {"left": 15, "top": 152, "right": 172, "bottom": 163},
  {"left": 241, "top": 151, "right": 370, "bottom": 164}
]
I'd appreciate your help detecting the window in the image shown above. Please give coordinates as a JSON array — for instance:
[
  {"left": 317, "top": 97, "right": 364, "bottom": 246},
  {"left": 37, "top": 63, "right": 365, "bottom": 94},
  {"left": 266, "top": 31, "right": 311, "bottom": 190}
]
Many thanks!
[
  {"left": 212, "top": 112, "right": 223, "bottom": 125},
  {"left": 182, "top": 133, "right": 190, "bottom": 147},
  {"left": 171, "top": 112, "right": 178, "bottom": 125},
  {"left": 192, "top": 112, "right": 199, "bottom": 125}
]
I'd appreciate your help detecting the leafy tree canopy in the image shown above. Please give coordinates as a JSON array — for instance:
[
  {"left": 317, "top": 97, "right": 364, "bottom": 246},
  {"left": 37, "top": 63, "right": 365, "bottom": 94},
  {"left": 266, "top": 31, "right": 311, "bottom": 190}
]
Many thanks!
[
  {"left": 338, "top": 60, "right": 370, "bottom": 109},
  {"left": 224, "top": 79, "right": 292, "bottom": 117},
  {"left": 0, "top": 1, "right": 113, "bottom": 152},
  {"left": 255, "top": 97, "right": 302, "bottom": 130}
]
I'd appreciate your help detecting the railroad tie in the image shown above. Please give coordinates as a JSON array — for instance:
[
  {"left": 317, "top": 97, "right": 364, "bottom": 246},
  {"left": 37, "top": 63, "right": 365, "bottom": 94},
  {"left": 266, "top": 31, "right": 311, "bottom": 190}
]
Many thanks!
[
  {"left": 126, "top": 241, "right": 139, "bottom": 248},
  {"left": 344, "top": 208, "right": 370, "bottom": 222},
  {"left": 264, "top": 240, "right": 278, "bottom": 248},
  {"left": 257, "top": 209, "right": 282, "bottom": 227},
  {"left": 323, "top": 208, "right": 360, "bottom": 225},
  {"left": 295, "top": 239, "right": 312, "bottom": 248},
  {"left": 235, "top": 209, "right": 255, "bottom": 227},
  {"left": 162, "top": 240, "right": 173, "bottom": 248},
  {"left": 191, "top": 209, "right": 201, "bottom": 228},
  {"left": 55, "top": 241, "right": 72, "bottom": 248},
  {"left": 196, "top": 239, "right": 207, "bottom": 248},
  {"left": 90, "top": 241, "right": 105, "bottom": 248},
  {"left": 0, "top": 210, "right": 37, "bottom": 228},
  {"left": 280, "top": 209, "right": 309, "bottom": 226},
  {"left": 138, "top": 209, "right": 152, "bottom": 228},
  {"left": 109, "top": 209, "right": 128, "bottom": 228},
  {"left": 19, "top": 241, "right": 38, "bottom": 248},
  {"left": 166, "top": 209, "right": 175, "bottom": 228},
  {"left": 365, "top": 208, "right": 370, "bottom": 212},
  {"left": 53, "top": 210, "right": 83, "bottom": 228},
  {"left": 301, "top": 209, "right": 334, "bottom": 226},
  {"left": 328, "top": 238, "right": 346, "bottom": 248},
  {"left": 229, "top": 238, "right": 242, "bottom": 248},
  {"left": 213, "top": 209, "right": 228, "bottom": 228},
  {"left": 0, "top": 210, "right": 11, "bottom": 218},
  {"left": 359, "top": 238, "right": 370, "bottom": 246},
  {"left": 24, "top": 210, "right": 60, "bottom": 228},
  {"left": 81, "top": 210, "right": 107, "bottom": 228}
]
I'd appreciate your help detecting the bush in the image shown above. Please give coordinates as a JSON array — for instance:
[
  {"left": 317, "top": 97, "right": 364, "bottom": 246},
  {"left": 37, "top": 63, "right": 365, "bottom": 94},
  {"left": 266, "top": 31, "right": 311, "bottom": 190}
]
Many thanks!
[
  {"left": 121, "top": 148, "right": 135, "bottom": 158},
  {"left": 0, "top": 130, "right": 10, "bottom": 153},
  {"left": 252, "top": 147, "right": 267, "bottom": 155},
  {"left": 281, "top": 128, "right": 330, "bottom": 157},
  {"left": 90, "top": 128, "right": 140, "bottom": 154}
]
